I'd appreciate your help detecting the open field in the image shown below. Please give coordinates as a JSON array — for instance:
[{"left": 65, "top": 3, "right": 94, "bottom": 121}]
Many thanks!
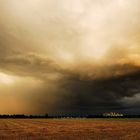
[{"left": 0, "top": 119, "right": 139, "bottom": 140}]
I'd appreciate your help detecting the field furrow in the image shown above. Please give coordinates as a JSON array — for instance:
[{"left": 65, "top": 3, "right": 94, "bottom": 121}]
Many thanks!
[{"left": 0, "top": 119, "right": 139, "bottom": 140}]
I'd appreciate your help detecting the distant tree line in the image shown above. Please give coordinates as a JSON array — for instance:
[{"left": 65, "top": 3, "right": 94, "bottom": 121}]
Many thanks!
[
  {"left": 86, "top": 114, "right": 140, "bottom": 118},
  {"left": 0, "top": 114, "right": 139, "bottom": 118},
  {"left": 0, "top": 114, "right": 49, "bottom": 119}
]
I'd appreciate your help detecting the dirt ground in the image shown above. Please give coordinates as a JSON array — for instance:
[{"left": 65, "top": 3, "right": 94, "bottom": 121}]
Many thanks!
[{"left": 0, "top": 119, "right": 139, "bottom": 140}]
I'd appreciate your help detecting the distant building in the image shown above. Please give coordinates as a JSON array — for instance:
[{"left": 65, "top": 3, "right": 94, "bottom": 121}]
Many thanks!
[{"left": 103, "top": 112, "right": 123, "bottom": 117}]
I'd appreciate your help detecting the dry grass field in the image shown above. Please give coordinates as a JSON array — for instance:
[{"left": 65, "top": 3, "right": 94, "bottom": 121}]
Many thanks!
[{"left": 0, "top": 119, "right": 139, "bottom": 140}]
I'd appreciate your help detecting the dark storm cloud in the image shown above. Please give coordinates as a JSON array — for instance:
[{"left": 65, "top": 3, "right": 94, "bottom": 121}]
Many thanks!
[
  {"left": 24, "top": 64, "right": 140, "bottom": 115},
  {"left": 0, "top": 44, "right": 140, "bottom": 114},
  {"left": 47, "top": 69, "right": 140, "bottom": 114}
]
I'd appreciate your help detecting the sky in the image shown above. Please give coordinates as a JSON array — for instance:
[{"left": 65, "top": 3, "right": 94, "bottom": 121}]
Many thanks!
[{"left": 0, "top": 0, "right": 140, "bottom": 115}]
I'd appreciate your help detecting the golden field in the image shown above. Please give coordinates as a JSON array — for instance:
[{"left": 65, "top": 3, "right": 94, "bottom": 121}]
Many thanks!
[{"left": 0, "top": 119, "right": 139, "bottom": 140}]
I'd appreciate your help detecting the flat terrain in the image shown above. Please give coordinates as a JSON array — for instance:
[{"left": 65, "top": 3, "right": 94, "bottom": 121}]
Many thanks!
[{"left": 0, "top": 119, "right": 139, "bottom": 140}]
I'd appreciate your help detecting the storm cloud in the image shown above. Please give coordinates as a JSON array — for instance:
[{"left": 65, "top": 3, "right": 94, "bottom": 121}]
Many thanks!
[{"left": 0, "top": 0, "right": 140, "bottom": 115}]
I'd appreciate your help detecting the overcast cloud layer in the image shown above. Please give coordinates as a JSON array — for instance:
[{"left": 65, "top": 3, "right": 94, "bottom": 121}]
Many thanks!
[{"left": 0, "top": 0, "right": 140, "bottom": 115}]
